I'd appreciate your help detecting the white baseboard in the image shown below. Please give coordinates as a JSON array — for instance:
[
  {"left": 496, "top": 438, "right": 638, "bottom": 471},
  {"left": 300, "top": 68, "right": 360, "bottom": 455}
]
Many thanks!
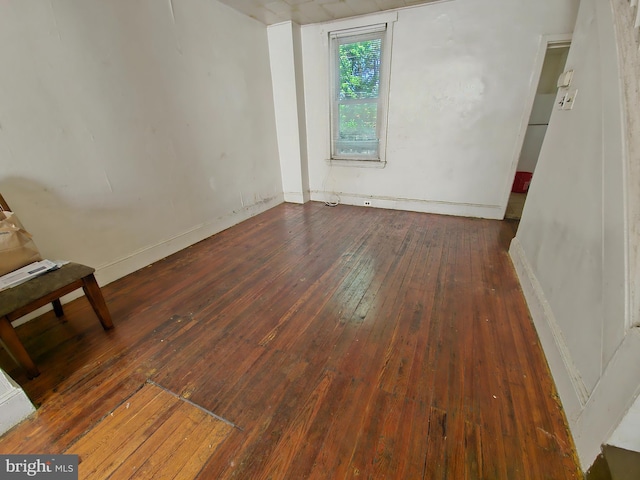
[
  {"left": 576, "top": 329, "right": 640, "bottom": 469},
  {"left": 509, "top": 237, "right": 640, "bottom": 470},
  {"left": 12, "top": 196, "right": 284, "bottom": 327},
  {"left": 283, "top": 192, "right": 310, "bottom": 204},
  {"left": 0, "top": 369, "right": 35, "bottom": 435},
  {"left": 310, "top": 191, "right": 503, "bottom": 219},
  {"left": 95, "top": 195, "right": 284, "bottom": 286},
  {"left": 508, "top": 238, "right": 585, "bottom": 421}
]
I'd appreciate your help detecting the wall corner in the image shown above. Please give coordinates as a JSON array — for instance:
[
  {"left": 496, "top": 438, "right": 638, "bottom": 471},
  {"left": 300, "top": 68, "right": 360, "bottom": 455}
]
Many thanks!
[{"left": 0, "top": 369, "right": 35, "bottom": 436}]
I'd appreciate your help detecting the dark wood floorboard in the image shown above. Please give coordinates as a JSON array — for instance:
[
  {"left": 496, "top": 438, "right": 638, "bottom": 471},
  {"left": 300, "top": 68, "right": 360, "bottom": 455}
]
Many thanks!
[{"left": 0, "top": 202, "right": 581, "bottom": 479}]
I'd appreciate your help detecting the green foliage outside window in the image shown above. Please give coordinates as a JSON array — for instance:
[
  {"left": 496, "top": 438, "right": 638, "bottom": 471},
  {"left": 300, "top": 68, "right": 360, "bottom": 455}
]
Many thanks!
[
  {"left": 339, "top": 39, "right": 381, "bottom": 100},
  {"left": 337, "top": 39, "right": 381, "bottom": 149}
]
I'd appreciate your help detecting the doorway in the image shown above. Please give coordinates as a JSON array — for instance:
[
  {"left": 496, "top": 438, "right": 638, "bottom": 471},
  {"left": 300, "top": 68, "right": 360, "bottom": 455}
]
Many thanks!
[{"left": 506, "top": 41, "right": 571, "bottom": 220}]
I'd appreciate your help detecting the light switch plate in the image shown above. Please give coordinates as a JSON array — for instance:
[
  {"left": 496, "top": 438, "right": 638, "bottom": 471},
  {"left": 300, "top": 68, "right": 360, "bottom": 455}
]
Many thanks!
[{"left": 557, "top": 70, "right": 574, "bottom": 88}]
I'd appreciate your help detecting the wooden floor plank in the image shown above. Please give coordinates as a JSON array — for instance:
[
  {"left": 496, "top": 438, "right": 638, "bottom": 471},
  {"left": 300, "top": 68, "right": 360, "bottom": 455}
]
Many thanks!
[
  {"left": 64, "top": 384, "right": 233, "bottom": 480},
  {"left": 69, "top": 385, "right": 180, "bottom": 477},
  {"left": 111, "top": 402, "right": 203, "bottom": 478},
  {"left": 0, "top": 203, "right": 581, "bottom": 479},
  {"left": 255, "top": 369, "right": 335, "bottom": 480}
]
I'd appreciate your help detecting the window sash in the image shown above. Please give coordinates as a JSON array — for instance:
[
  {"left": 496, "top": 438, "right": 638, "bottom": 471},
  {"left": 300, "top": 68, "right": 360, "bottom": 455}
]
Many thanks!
[{"left": 330, "top": 26, "right": 387, "bottom": 161}]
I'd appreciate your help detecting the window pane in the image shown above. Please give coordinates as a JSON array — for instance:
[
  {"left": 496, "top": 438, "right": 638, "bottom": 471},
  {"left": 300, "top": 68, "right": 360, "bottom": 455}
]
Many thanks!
[
  {"left": 339, "top": 39, "right": 381, "bottom": 101},
  {"left": 336, "top": 102, "right": 378, "bottom": 157},
  {"left": 334, "top": 36, "right": 382, "bottom": 159}
]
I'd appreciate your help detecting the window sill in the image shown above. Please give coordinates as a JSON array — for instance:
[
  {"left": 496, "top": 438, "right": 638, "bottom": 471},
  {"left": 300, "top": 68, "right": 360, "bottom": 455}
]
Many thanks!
[{"left": 326, "top": 158, "right": 387, "bottom": 168}]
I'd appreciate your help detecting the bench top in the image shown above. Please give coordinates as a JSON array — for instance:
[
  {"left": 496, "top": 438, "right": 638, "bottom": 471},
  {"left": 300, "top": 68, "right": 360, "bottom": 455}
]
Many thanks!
[{"left": 0, "top": 263, "right": 95, "bottom": 318}]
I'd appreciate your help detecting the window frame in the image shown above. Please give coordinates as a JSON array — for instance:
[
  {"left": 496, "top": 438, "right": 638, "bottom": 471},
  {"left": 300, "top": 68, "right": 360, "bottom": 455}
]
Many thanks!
[{"left": 328, "top": 18, "right": 395, "bottom": 165}]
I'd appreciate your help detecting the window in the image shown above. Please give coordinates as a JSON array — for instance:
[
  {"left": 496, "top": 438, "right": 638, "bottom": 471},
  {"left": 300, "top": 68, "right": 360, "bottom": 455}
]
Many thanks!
[{"left": 330, "top": 24, "right": 391, "bottom": 162}]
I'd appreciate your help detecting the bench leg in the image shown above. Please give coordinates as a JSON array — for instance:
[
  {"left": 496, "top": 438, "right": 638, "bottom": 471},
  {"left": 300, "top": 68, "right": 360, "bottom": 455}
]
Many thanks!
[
  {"left": 52, "top": 298, "right": 64, "bottom": 318},
  {"left": 81, "top": 274, "right": 114, "bottom": 330},
  {"left": 0, "top": 316, "right": 40, "bottom": 379}
]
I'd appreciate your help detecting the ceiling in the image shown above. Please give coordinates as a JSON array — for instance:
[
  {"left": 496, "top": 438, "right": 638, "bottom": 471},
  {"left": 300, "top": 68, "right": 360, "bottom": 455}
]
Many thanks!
[{"left": 217, "top": 0, "right": 443, "bottom": 26}]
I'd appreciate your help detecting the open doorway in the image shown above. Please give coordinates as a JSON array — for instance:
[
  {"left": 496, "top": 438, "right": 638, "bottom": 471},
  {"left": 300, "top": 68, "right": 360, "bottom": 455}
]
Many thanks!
[{"left": 506, "top": 41, "right": 571, "bottom": 220}]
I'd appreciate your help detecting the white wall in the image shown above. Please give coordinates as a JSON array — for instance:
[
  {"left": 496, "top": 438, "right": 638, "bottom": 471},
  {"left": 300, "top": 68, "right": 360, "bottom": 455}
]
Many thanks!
[
  {"left": 510, "top": 0, "right": 640, "bottom": 469},
  {"left": 0, "top": 0, "right": 283, "bottom": 287},
  {"left": 268, "top": 21, "right": 310, "bottom": 204},
  {"left": 609, "top": 394, "right": 640, "bottom": 453},
  {"left": 300, "top": 0, "right": 578, "bottom": 218},
  {"left": 0, "top": 368, "right": 34, "bottom": 435}
]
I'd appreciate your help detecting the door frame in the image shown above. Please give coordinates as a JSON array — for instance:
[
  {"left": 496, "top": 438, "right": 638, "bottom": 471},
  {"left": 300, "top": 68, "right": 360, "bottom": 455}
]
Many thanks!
[{"left": 502, "top": 34, "right": 572, "bottom": 219}]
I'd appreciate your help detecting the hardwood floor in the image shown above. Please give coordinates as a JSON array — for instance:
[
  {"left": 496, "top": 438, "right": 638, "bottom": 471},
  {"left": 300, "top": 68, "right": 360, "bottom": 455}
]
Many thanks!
[
  {"left": 65, "top": 383, "right": 234, "bottom": 479},
  {"left": 0, "top": 202, "right": 581, "bottom": 479}
]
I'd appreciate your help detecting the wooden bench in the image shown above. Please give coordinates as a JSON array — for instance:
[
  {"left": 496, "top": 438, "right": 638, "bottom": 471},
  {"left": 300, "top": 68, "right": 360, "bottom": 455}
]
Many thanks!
[{"left": 0, "top": 194, "right": 113, "bottom": 379}]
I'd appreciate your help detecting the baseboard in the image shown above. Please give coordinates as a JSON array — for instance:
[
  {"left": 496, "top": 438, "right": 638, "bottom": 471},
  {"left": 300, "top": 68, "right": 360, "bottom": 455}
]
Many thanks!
[
  {"left": 0, "top": 369, "right": 35, "bottom": 435},
  {"left": 309, "top": 191, "right": 503, "bottom": 219},
  {"left": 12, "top": 196, "right": 284, "bottom": 327},
  {"left": 508, "top": 238, "right": 585, "bottom": 422},
  {"left": 95, "top": 195, "right": 284, "bottom": 286},
  {"left": 511, "top": 238, "right": 640, "bottom": 470},
  {"left": 283, "top": 192, "right": 310, "bottom": 204},
  {"left": 576, "top": 329, "right": 640, "bottom": 469}
]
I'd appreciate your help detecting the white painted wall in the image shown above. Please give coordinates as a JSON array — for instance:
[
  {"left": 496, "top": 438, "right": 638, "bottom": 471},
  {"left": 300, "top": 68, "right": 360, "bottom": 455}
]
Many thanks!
[
  {"left": 0, "top": 0, "right": 283, "bottom": 288},
  {"left": 0, "top": 368, "right": 34, "bottom": 435},
  {"left": 268, "top": 21, "right": 310, "bottom": 204},
  {"left": 609, "top": 394, "right": 640, "bottom": 453},
  {"left": 300, "top": 0, "right": 579, "bottom": 218},
  {"left": 510, "top": 0, "right": 640, "bottom": 469}
]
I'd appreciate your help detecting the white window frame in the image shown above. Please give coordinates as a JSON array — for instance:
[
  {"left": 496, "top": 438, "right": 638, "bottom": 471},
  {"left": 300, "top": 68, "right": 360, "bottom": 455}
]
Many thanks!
[{"left": 327, "top": 14, "right": 396, "bottom": 165}]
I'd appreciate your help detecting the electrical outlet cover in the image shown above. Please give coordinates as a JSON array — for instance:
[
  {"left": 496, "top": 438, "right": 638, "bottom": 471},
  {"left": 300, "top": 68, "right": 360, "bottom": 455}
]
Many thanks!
[
  {"left": 558, "top": 92, "right": 568, "bottom": 109},
  {"left": 562, "top": 89, "right": 578, "bottom": 110}
]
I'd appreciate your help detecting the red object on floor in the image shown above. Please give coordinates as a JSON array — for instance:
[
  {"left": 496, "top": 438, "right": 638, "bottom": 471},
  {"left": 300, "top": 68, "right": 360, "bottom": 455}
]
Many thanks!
[{"left": 512, "top": 171, "right": 533, "bottom": 193}]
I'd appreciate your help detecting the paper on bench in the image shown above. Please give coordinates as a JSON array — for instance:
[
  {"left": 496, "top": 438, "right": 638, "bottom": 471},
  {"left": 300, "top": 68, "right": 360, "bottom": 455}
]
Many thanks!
[{"left": 0, "top": 260, "right": 61, "bottom": 291}]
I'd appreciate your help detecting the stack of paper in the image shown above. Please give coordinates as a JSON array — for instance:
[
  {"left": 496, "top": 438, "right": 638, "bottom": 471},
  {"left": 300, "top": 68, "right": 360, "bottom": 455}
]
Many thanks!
[{"left": 0, "top": 260, "right": 60, "bottom": 291}]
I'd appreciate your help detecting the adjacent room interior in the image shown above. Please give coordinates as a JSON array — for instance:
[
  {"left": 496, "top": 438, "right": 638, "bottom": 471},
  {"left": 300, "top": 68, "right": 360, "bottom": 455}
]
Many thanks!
[{"left": 0, "top": 0, "right": 639, "bottom": 478}]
